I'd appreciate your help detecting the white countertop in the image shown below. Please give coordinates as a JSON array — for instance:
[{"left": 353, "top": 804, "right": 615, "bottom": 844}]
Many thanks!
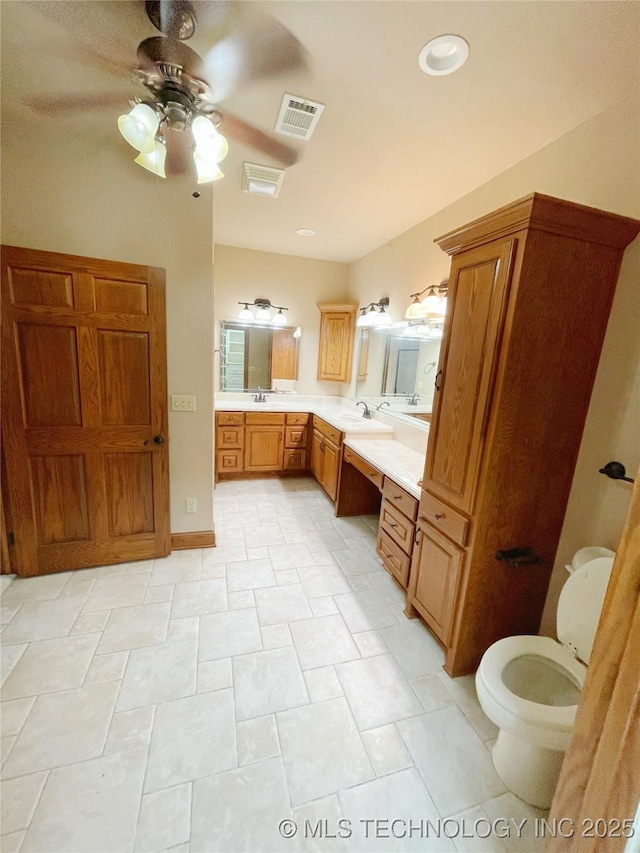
[
  {"left": 343, "top": 438, "right": 425, "bottom": 499},
  {"left": 215, "top": 398, "right": 393, "bottom": 437}
]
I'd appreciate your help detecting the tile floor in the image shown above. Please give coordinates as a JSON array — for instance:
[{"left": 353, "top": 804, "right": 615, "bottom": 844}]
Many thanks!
[{"left": 0, "top": 477, "right": 548, "bottom": 852}]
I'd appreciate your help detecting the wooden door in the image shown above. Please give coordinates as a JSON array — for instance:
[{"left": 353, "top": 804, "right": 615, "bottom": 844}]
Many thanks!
[
  {"left": 423, "top": 238, "right": 516, "bottom": 514},
  {"left": 321, "top": 439, "right": 340, "bottom": 501},
  {"left": 271, "top": 329, "right": 298, "bottom": 383},
  {"left": 244, "top": 426, "right": 284, "bottom": 472},
  {"left": 411, "top": 523, "right": 464, "bottom": 644},
  {"left": 1, "top": 245, "right": 170, "bottom": 577}
]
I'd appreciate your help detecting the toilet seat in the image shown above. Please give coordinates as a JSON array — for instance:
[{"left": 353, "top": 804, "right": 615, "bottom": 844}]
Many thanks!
[{"left": 476, "top": 635, "right": 586, "bottom": 751}]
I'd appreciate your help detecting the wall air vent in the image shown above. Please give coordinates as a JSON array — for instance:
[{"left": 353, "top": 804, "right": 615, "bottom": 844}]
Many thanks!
[
  {"left": 242, "top": 162, "right": 286, "bottom": 198},
  {"left": 275, "top": 94, "right": 325, "bottom": 140}
]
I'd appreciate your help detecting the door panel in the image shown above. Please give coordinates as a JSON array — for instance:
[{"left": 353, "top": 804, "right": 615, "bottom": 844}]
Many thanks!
[
  {"left": 244, "top": 426, "right": 284, "bottom": 472},
  {"left": 94, "top": 278, "right": 149, "bottom": 314},
  {"left": 424, "top": 239, "right": 515, "bottom": 513},
  {"left": 1, "top": 245, "right": 170, "bottom": 576},
  {"left": 413, "top": 524, "right": 464, "bottom": 644},
  {"left": 9, "top": 268, "right": 74, "bottom": 308},
  {"left": 98, "top": 330, "right": 151, "bottom": 425},
  {"left": 31, "top": 455, "right": 90, "bottom": 544},
  {"left": 17, "top": 324, "right": 82, "bottom": 426},
  {"left": 104, "top": 453, "right": 155, "bottom": 536},
  {"left": 321, "top": 440, "right": 340, "bottom": 500}
]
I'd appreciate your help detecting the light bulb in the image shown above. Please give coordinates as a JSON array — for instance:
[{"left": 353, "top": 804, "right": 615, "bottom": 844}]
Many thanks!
[
  {"left": 374, "top": 307, "right": 392, "bottom": 327},
  {"left": 134, "top": 140, "right": 166, "bottom": 177},
  {"left": 238, "top": 304, "right": 254, "bottom": 321},
  {"left": 356, "top": 310, "right": 370, "bottom": 328},
  {"left": 255, "top": 306, "right": 271, "bottom": 321},
  {"left": 272, "top": 309, "right": 287, "bottom": 326},
  {"left": 117, "top": 103, "right": 159, "bottom": 153},
  {"left": 423, "top": 290, "right": 441, "bottom": 314}
]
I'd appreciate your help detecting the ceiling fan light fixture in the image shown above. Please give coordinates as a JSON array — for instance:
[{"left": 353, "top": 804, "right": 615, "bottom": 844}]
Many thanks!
[
  {"left": 117, "top": 103, "right": 159, "bottom": 153},
  {"left": 134, "top": 140, "right": 167, "bottom": 178}
]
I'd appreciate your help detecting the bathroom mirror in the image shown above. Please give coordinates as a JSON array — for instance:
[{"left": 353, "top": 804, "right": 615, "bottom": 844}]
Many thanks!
[
  {"left": 219, "top": 321, "right": 300, "bottom": 392},
  {"left": 355, "top": 325, "right": 442, "bottom": 421}
]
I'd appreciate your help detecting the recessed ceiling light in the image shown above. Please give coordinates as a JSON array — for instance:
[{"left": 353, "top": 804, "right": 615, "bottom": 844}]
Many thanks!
[
  {"left": 296, "top": 228, "right": 315, "bottom": 237},
  {"left": 418, "top": 35, "right": 469, "bottom": 76}
]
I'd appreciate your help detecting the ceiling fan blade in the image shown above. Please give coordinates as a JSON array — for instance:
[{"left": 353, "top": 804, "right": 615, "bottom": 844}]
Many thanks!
[
  {"left": 27, "top": 93, "right": 131, "bottom": 118},
  {"left": 41, "top": 40, "right": 137, "bottom": 82},
  {"left": 218, "top": 110, "right": 300, "bottom": 167},
  {"left": 196, "top": 3, "right": 309, "bottom": 102},
  {"left": 163, "top": 126, "right": 193, "bottom": 176}
]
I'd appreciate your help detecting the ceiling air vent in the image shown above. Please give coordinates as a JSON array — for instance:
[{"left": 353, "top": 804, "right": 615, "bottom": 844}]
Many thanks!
[
  {"left": 275, "top": 94, "right": 325, "bottom": 140},
  {"left": 242, "top": 162, "right": 286, "bottom": 198}
]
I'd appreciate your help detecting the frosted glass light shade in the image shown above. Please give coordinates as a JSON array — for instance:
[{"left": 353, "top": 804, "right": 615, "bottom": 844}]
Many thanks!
[
  {"left": 374, "top": 307, "right": 392, "bottom": 326},
  {"left": 255, "top": 306, "right": 271, "bottom": 321},
  {"left": 238, "top": 304, "right": 254, "bottom": 321},
  {"left": 272, "top": 309, "right": 287, "bottom": 326},
  {"left": 118, "top": 103, "right": 159, "bottom": 153},
  {"left": 192, "top": 116, "right": 229, "bottom": 164},
  {"left": 134, "top": 141, "right": 166, "bottom": 177},
  {"left": 194, "top": 150, "right": 225, "bottom": 183},
  {"left": 405, "top": 298, "right": 423, "bottom": 319}
]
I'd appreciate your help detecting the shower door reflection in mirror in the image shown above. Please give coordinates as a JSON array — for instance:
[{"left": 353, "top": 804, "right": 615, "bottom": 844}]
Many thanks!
[{"left": 219, "top": 321, "right": 300, "bottom": 391}]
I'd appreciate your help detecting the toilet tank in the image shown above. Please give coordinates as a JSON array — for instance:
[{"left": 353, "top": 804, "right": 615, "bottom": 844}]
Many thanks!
[{"left": 556, "top": 556, "right": 615, "bottom": 664}]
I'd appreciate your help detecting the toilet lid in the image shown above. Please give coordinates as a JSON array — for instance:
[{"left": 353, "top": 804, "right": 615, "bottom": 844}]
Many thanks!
[{"left": 557, "top": 556, "right": 614, "bottom": 664}]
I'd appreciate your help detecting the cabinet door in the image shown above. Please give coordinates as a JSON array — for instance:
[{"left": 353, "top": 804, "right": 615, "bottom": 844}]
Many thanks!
[
  {"left": 411, "top": 523, "right": 464, "bottom": 645},
  {"left": 317, "top": 305, "right": 357, "bottom": 382},
  {"left": 310, "top": 428, "right": 323, "bottom": 482},
  {"left": 244, "top": 425, "right": 284, "bottom": 472},
  {"left": 423, "top": 238, "right": 516, "bottom": 514},
  {"left": 321, "top": 439, "right": 340, "bottom": 501}
]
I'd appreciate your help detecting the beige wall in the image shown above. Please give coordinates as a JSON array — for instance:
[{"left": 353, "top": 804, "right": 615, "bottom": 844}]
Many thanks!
[
  {"left": 1, "top": 117, "right": 215, "bottom": 535},
  {"left": 213, "top": 245, "right": 350, "bottom": 395},
  {"left": 348, "top": 96, "right": 640, "bottom": 636}
]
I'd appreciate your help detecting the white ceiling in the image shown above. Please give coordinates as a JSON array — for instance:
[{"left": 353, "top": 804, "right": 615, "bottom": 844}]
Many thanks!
[{"left": 2, "top": 1, "right": 639, "bottom": 263}]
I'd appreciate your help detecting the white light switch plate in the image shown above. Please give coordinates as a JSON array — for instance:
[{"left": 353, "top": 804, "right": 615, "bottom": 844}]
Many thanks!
[
  {"left": 185, "top": 498, "right": 197, "bottom": 513},
  {"left": 171, "top": 395, "right": 196, "bottom": 412}
]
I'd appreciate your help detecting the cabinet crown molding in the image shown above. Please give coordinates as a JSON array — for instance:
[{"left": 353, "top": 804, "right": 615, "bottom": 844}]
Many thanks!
[{"left": 436, "top": 192, "right": 640, "bottom": 255}]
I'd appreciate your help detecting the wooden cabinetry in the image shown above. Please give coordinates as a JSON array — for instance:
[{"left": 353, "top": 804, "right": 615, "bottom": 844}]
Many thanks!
[
  {"left": 215, "top": 411, "right": 308, "bottom": 479},
  {"left": 317, "top": 303, "right": 357, "bottom": 383},
  {"left": 310, "top": 416, "right": 343, "bottom": 500},
  {"left": 406, "top": 193, "right": 640, "bottom": 676},
  {"left": 377, "top": 479, "right": 418, "bottom": 589}
]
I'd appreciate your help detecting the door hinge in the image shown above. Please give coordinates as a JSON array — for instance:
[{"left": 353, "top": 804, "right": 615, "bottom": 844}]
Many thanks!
[{"left": 8, "top": 532, "right": 15, "bottom": 546}]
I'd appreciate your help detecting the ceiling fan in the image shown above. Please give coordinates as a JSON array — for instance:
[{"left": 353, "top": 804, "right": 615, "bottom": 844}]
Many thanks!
[{"left": 28, "top": 0, "right": 308, "bottom": 181}]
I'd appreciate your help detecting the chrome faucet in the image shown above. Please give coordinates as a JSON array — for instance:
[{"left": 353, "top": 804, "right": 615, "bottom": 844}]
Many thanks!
[
  {"left": 253, "top": 387, "right": 268, "bottom": 403},
  {"left": 356, "top": 401, "right": 372, "bottom": 419},
  {"left": 376, "top": 401, "right": 391, "bottom": 411},
  {"left": 407, "top": 393, "right": 419, "bottom": 406}
]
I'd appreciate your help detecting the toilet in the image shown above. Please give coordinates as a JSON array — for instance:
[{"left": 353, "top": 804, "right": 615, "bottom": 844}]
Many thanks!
[{"left": 475, "top": 549, "right": 615, "bottom": 809}]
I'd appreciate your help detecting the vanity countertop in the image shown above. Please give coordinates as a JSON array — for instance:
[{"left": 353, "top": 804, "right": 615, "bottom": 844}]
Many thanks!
[
  {"left": 215, "top": 399, "right": 394, "bottom": 437},
  {"left": 343, "top": 437, "right": 426, "bottom": 500}
]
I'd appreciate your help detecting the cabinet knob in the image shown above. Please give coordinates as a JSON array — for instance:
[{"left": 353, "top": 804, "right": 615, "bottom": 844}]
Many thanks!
[
  {"left": 388, "top": 522, "right": 398, "bottom": 528},
  {"left": 392, "top": 495, "right": 402, "bottom": 501},
  {"left": 434, "top": 513, "right": 444, "bottom": 520}
]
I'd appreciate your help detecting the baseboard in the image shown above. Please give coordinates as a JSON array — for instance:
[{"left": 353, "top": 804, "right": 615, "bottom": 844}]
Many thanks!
[{"left": 170, "top": 530, "right": 216, "bottom": 551}]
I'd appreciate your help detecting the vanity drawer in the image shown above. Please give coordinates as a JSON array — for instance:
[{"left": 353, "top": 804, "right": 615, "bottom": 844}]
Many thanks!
[
  {"left": 313, "top": 416, "right": 342, "bottom": 446},
  {"left": 283, "top": 448, "right": 307, "bottom": 470},
  {"left": 216, "top": 425, "right": 243, "bottom": 449},
  {"left": 420, "top": 492, "right": 469, "bottom": 546},
  {"left": 285, "top": 426, "right": 307, "bottom": 448},
  {"left": 286, "top": 413, "right": 309, "bottom": 425},
  {"left": 376, "top": 528, "right": 411, "bottom": 588},
  {"left": 245, "top": 412, "right": 286, "bottom": 426},
  {"left": 216, "top": 411, "right": 244, "bottom": 426},
  {"left": 216, "top": 449, "right": 243, "bottom": 473},
  {"left": 382, "top": 478, "right": 418, "bottom": 522},
  {"left": 380, "top": 499, "right": 415, "bottom": 553},
  {"left": 343, "top": 447, "right": 383, "bottom": 491}
]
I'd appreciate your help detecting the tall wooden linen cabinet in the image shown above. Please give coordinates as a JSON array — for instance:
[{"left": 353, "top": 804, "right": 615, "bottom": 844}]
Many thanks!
[{"left": 406, "top": 193, "right": 640, "bottom": 677}]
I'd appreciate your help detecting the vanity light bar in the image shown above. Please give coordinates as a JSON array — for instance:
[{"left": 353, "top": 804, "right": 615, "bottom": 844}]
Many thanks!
[{"left": 237, "top": 299, "right": 290, "bottom": 324}]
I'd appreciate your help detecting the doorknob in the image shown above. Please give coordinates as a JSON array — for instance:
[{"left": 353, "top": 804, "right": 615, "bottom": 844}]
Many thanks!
[
  {"left": 434, "top": 370, "right": 443, "bottom": 391},
  {"left": 145, "top": 435, "right": 165, "bottom": 446}
]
